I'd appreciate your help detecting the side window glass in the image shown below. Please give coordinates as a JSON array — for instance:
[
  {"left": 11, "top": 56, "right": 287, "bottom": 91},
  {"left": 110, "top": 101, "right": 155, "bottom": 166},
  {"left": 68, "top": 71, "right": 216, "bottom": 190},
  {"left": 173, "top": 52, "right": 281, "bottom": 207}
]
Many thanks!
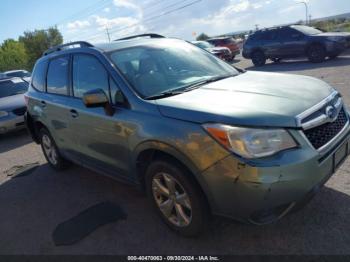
[
  {"left": 73, "top": 54, "right": 109, "bottom": 99},
  {"left": 31, "top": 60, "right": 48, "bottom": 92},
  {"left": 110, "top": 77, "right": 126, "bottom": 105},
  {"left": 47, "top": 56, "right": 69, "bottom": 95}
]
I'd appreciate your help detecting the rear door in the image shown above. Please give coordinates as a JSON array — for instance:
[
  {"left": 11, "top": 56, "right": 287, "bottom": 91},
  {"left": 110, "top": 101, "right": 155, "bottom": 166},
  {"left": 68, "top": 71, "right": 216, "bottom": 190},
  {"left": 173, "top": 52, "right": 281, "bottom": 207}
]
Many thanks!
[
  {"left": 43, "top": 55, "right": 77, "bottom": 155},
  {"left": 259, "top": 29, "right": 281, "bottom": 57},
  {"left": 68, "top": 53, "right": 132, "bottom": 178}
]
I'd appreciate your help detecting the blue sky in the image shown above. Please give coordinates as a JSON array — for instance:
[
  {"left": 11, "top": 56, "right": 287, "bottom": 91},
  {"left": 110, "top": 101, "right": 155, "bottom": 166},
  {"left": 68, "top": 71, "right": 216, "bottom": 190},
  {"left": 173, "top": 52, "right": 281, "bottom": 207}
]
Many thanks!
[{"left": 1, "top": 0, "right": 350, "bottom": 44}]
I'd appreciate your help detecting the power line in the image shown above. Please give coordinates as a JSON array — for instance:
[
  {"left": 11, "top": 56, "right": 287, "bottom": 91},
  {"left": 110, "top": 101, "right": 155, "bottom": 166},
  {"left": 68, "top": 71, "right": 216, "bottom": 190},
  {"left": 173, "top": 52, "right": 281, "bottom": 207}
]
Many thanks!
[
  {"left": 65, "top": 0, "right": 191, "bottom": 42},
  {"left": 81, "top": 0, "right": 202, "bottom": 42}
]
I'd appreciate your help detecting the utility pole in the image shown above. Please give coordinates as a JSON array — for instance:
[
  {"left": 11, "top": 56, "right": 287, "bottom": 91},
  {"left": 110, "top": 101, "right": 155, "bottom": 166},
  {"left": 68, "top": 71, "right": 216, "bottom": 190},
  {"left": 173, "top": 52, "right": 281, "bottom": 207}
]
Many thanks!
[
  {"left": 298, "top": 1, "right": 309, "bottom": 25},
  {"left": 106, "top": 26, "right": 111, "bottom": 42}
]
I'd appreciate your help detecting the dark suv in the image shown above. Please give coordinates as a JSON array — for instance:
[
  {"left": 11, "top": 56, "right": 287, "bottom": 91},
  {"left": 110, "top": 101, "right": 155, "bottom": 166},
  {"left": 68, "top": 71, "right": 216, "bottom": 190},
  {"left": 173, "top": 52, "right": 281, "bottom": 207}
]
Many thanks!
[
  {"left": 243, "top": 25, "right": 350, "bottom": 66},
  {"left": 25, "top": 35, "right": 350, "bottom": 236}
]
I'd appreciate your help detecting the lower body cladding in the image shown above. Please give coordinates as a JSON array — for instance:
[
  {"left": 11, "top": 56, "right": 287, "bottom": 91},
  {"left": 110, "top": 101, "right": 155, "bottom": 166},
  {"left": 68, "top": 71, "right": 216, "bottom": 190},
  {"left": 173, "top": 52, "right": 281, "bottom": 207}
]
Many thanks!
[
  {"left": 201, "top": 129, "right": 350, "bottom": 225},
  {"left": 0, "top": 115, "right": 26, "bottom": 134}
]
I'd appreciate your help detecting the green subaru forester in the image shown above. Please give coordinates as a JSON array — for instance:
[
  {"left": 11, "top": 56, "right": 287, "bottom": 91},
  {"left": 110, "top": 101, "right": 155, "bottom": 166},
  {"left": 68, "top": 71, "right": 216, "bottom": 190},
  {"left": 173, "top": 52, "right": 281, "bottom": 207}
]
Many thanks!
[{"left": 25, "top": 34, "right": 350, "bottom": 236}]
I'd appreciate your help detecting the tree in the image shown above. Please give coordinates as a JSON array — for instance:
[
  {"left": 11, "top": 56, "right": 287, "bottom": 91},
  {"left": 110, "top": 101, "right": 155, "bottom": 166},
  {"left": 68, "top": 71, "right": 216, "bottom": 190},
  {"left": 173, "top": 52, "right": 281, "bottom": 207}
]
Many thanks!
[
  {"left": 0, "top": 39, "right": 28, "bottom": 72},
  {"left": 196, "top": 33, "right": 209, "bottom": 41},
  {"left": 19, "top": 27, "right": 63, "bottom": 70}
]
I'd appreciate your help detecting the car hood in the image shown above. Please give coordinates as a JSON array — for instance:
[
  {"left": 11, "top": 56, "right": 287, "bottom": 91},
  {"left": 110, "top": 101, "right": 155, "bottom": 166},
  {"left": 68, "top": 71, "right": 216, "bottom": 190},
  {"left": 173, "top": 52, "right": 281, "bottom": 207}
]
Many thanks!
[
  {"left": 0, "top": 94, "right": 25, "bottom": 111},
  {"left": 156, "top": 71, "right": 334, "bottom": 127},
  {"left": 316, "top": 32, "right": 350, "bottom": 37}
]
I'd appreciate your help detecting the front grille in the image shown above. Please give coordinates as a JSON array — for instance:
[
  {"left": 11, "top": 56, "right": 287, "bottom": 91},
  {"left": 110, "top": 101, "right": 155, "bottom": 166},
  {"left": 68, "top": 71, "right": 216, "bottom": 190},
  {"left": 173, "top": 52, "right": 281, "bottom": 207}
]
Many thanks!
[
  {"left": 303, "top": 108, "right": 348, "bottom": 150},
  {"left": 12, "top": 107, "right": 27, "bottom": 116}
]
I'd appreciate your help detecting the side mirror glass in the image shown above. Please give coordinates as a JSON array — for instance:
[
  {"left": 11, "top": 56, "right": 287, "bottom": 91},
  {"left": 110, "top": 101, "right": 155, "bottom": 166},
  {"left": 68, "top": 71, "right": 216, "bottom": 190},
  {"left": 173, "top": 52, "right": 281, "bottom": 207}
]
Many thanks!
[{"left": 83, "top": 89, "right": 109, "bottom": 108}]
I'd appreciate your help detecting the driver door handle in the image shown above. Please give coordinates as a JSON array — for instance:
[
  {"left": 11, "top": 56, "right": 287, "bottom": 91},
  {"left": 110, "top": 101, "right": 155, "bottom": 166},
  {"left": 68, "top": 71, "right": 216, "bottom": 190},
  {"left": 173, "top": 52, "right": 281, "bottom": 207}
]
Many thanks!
[{"left": 70, "top": 109, "right": 79, "bottom": 118}]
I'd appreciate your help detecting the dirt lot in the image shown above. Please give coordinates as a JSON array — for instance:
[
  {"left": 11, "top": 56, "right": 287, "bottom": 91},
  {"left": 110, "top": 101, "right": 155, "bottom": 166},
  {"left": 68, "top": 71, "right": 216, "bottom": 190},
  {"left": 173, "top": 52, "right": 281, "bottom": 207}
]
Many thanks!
[{"left": 1, "top": 52, "right": 350, "bottom": 255}]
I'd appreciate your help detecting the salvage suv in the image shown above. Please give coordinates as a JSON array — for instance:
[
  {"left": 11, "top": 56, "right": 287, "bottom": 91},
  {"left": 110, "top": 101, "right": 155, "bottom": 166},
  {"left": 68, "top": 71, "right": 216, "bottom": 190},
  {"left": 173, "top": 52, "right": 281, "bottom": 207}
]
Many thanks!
[{"left": 25, "top": 34, "right": 350, "bottom": 237}]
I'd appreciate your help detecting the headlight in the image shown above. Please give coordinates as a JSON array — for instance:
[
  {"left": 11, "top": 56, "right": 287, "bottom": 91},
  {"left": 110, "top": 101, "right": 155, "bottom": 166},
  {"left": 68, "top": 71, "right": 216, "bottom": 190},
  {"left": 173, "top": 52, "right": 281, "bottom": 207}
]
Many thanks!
[
  {"left": 0, "top": 111, "right": 9, "bottom": 118},
  {"left": 327, "top": 36, "right": 344, "bottom": 42},
  {"left": 203, "top": 124, "right": 298, "bottom": 159}
]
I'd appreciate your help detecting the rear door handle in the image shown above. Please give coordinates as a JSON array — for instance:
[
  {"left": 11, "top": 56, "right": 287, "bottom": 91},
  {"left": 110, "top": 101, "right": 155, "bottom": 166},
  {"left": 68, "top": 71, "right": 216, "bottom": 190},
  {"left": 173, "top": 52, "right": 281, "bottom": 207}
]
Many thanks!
[{"left": 70, "top": 109, "right": 79, "bottom": 118}]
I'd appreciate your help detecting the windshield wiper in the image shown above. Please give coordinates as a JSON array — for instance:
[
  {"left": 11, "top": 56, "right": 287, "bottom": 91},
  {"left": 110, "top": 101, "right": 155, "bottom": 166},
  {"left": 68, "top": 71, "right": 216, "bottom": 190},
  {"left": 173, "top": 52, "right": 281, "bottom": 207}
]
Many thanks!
[
  {"left": 145, "top": 90, "right": 184, "bottom": 100},
  {"left": 145, "top": 74, "right": 237, "bottom": 100}
]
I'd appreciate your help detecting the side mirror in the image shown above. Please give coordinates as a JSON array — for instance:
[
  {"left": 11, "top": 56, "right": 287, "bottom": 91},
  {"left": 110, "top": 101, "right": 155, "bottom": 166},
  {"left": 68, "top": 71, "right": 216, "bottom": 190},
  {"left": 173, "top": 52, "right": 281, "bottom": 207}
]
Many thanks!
[
  {"left": 82, "top": 89, "right": 115, "bottom": 116},
  {"left": 83, "top": 89, "right": 109, "bottom": 108}
]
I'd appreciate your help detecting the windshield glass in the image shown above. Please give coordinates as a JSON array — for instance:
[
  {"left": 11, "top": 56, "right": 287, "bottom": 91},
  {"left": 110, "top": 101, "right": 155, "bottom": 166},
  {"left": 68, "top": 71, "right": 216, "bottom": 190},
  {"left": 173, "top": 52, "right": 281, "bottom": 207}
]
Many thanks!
[
  {"left": 291, "top": 25, "right": 323, "bottom": 35},
  {"left": 109, "top": 39, "right": 238, "bottom": 98},
  {"left": 0, "top": 79, "right": 28, "bottom": 98},
  {"left": 193, "top": 41, "right": 214, "bottom": 49}
]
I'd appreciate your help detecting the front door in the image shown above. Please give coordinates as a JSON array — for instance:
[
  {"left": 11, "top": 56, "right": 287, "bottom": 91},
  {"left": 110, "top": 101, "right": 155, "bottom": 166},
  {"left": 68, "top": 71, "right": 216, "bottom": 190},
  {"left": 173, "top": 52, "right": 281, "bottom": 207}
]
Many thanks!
[{"left": 68, "top": 54, "right": 132, "bottom": 178}]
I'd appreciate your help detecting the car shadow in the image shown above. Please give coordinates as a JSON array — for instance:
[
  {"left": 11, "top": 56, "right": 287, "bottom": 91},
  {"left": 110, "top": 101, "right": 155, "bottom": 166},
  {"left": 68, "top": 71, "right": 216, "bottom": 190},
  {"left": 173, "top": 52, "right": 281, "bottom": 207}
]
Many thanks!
[
  {"left": 246, "top": 54, "right": 350, "bottom": 72},
  {"left": 1, "top": 162, "right": 350, "bottom": 255},
  {"left": 0, "top": 129, "right": 33, "bottom": 154}
]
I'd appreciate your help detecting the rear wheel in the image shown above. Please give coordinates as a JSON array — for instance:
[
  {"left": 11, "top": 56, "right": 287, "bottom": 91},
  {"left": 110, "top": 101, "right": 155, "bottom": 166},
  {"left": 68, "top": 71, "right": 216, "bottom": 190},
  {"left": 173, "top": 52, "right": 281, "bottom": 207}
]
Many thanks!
[
  {"left": 307, "top": 44, "right": 326, "bottom": 63},
  {"left": 40, "top": 128, "right": 70, "bottom": 170},
  {"left": 252, "top": 51, "right": 266, "bottom": 67},
  {"left": 145, "top": 158, "right": 209, "bottom": 237}
]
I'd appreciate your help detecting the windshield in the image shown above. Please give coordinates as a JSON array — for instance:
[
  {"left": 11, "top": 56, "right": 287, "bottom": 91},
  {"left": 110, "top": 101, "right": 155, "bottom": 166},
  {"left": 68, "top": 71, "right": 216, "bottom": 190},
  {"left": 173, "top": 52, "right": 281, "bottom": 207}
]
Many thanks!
[
  {"left": 193, "top": 41, "right": 214, "bottom": 49},
  {"left": 291, "top": 25, "right": 323, "bottom": 35},
  {"left": 0, "top": 79, "right": 28, "bottom": 98},
  {"left": 6, "top": 71, "right": 31, "bottom": 78},
  {"left": 109, "top": 39, "right": 238, "bottom": 98}
]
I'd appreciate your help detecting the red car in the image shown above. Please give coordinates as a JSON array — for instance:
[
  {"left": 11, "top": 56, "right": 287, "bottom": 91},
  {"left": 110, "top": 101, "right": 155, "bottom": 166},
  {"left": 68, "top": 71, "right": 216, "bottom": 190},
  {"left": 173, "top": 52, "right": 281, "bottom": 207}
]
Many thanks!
[{"left": 207, "top": 37, "right": 240, "bottom": 61}]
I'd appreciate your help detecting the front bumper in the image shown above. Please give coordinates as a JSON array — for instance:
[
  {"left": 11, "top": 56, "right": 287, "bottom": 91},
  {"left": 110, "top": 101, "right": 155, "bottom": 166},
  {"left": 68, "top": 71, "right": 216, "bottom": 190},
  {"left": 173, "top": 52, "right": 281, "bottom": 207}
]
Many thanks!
[
  {"left": 201, "top": 125, "right": 350, "bottom": 224},
  {"left": 0, "top": 114, "right": 25, "bottom": 134}
]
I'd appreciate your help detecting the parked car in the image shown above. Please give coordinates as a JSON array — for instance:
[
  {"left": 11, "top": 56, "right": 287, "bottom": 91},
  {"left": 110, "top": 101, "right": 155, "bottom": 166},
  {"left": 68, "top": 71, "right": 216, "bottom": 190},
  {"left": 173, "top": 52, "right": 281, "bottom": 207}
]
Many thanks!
[
  {"left": 191, "top": 41, "right": 232, "bottom": 61},
  {"left": 243, "top": 25, "right": 350, "bottom": 66},
  {"left": 26, "top": 36, "right": 350, "bottom": 236},
  {"left": 4, "top": 70, "right": 31, "bottom": 83},
  {"left": 207, "top": 37, "right": 240, "bottom": 61},
  {"left": 0, "top": 78, "right": 28, "bottom": 134}
]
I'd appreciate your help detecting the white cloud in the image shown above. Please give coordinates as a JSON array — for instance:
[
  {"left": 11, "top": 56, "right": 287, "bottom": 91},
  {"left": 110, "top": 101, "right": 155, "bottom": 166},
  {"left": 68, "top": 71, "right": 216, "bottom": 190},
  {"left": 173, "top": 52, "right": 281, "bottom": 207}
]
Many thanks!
[
  {"left": 67, "top": 20, "right": 91, "bottom": 31},
  {"left": 104, "top": 7, "right": 110, "bottom": 13},
  {"left": 113, "top": 0, "right": 142, "bottom": 18}
]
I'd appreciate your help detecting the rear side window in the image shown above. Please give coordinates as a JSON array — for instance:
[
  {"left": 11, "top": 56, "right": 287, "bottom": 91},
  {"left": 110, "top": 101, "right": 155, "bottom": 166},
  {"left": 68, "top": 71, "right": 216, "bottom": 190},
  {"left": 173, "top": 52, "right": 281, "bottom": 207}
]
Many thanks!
[
  {"left": 72, "top": 54, "right": 109, "bottom": 98},
  {"left": 31, "top": 60, "right": 48, "bottom": 92},
  {"left": 47, "top": 56, "right": 69, "bottom": 95}
]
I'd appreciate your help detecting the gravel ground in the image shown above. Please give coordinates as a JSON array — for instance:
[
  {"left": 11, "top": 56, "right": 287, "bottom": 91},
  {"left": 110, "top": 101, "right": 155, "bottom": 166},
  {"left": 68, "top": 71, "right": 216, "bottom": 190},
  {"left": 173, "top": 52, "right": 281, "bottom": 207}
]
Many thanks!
[{"left": 0, "top": 51, "right": 350, "bottom": 255}]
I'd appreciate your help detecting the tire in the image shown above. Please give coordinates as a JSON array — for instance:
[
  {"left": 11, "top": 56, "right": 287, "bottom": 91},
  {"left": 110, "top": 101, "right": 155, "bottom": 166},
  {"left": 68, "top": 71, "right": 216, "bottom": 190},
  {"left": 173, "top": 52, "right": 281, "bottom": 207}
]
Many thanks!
[
  {"left": 145, "top": 158, "right": 210, "bottom": 237},
  {"left": 307, "top": 44, "right": 326, "bottom": 63},
  {"left": 39, "top": 128, "right": 70, "bottom": 171},
  {"left": 252, "top": 51, "right": 266, "bottom": 67}
]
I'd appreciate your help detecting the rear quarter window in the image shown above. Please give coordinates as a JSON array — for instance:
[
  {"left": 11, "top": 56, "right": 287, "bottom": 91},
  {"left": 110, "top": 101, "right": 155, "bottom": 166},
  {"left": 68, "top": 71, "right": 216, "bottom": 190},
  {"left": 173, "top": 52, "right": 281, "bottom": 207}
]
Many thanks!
[{"left": 31, "top": 60, "right": 48, "bottom": 92}]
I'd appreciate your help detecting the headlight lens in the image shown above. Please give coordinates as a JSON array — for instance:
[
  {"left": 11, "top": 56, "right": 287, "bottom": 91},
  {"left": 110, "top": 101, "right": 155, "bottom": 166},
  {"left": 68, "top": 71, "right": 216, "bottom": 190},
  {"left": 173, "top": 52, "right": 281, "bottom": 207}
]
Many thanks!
[
  {"left": 203, "top": 124, "right": 298, "bottom": 159},
  {"left": 0, "top": 111, "right": 9, "bottom": 118}
]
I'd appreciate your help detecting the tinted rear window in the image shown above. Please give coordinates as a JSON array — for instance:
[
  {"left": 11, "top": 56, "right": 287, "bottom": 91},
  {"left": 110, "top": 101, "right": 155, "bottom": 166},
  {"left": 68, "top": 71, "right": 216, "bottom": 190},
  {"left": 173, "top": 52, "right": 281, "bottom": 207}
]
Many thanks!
[
  {"left": 0, "top": 79, "right": 28, "bottom": 98},
  {"left": 32, "top": 60, "right": 48, "bottom": 92},
  {"left": 47, "top": 56, "right": 69, "bottom": 95}
]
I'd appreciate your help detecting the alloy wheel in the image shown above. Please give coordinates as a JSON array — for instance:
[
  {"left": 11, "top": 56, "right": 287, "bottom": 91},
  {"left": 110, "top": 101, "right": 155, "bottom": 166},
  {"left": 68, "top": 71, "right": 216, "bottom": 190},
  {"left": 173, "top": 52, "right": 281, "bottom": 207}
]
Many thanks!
[
  {"left": 152, "top": 173, "right": 192, "bottom": 227},
  {"left": 42, "top": 134, "right": 58, "bottom": 165}
]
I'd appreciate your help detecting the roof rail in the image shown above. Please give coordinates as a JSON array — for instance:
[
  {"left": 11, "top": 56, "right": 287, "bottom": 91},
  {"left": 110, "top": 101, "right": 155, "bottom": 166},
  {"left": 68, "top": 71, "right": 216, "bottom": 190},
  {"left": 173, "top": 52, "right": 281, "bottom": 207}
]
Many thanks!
[
  {"left": 43, "top": 41, "right": 94, "bottom": 56},
  {"left": 115, "top": 33, "right": 165, "bottom": 41}
]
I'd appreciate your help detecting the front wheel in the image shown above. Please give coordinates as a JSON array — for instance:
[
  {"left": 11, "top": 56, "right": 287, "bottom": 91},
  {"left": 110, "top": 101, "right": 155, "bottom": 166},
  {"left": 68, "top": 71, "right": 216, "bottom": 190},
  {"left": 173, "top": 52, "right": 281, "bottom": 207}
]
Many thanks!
[
  {"left": 252, "top": 51, "right": 266, "bottom": 66},
  {"left": 145, "top": 159, "right": 210, "bottom": 237},
  {"left": 40, "top": 128, "right": 70, "bottom": 170},
  {"left": 307, "top": 45, "right": 326, "bottom": 63}
]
